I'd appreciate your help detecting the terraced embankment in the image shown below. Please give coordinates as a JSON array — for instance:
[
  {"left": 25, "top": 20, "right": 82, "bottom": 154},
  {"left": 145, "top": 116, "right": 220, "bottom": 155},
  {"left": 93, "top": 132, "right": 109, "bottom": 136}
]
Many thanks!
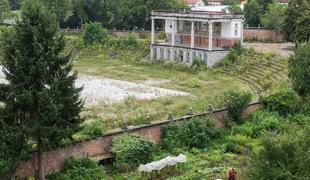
[{"left": 218, "top": 50, "right": 289, "bottom": 95}]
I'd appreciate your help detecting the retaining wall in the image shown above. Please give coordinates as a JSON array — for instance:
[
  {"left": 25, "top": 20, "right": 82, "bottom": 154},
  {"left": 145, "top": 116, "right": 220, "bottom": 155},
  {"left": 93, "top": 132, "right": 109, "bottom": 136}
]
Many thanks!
[{"left": 14, "top": 102, "right": 260, "bottom": 178}]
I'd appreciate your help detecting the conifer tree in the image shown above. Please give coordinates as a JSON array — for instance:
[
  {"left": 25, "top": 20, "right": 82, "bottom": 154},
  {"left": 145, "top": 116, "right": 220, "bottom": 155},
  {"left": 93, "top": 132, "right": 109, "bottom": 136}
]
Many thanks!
[{"left": 0, "top": 0, "right": 83, "bottom": 179}]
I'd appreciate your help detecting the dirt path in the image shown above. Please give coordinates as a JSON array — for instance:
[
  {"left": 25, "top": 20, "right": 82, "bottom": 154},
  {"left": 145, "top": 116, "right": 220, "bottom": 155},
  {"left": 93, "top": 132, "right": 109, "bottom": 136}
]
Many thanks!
[{"left": 244, "top": 43, "right": 294, "bottom": 57}]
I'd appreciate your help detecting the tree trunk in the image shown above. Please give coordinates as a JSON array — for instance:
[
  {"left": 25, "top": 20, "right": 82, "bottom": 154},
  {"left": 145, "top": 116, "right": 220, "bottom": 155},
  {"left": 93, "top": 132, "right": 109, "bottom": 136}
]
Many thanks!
[{"left": 37, "top": 140, "right": 45, "bottom": 180}]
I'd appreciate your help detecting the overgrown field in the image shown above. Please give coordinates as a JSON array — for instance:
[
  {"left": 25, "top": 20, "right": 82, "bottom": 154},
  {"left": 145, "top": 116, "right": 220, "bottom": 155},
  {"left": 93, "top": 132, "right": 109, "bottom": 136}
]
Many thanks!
[
  {"left": 49, "top": 88, "right": 310, "bottom": 180},
  {"left": 66, "top": 35, "right": 253, "bottom": 140}
]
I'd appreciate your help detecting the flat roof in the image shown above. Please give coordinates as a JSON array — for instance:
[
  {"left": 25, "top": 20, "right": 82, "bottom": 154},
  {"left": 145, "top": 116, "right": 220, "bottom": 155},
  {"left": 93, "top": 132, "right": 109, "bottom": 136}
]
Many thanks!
[{"left": 151, "top": 10, "right": 244, "bottom": 21}]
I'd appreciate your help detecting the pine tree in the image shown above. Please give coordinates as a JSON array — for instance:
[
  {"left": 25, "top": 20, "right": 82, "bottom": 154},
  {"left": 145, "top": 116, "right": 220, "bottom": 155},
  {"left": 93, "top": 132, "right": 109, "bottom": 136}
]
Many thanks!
[{"left": 0, "top": 0, "right": 83, "bottom": 179}]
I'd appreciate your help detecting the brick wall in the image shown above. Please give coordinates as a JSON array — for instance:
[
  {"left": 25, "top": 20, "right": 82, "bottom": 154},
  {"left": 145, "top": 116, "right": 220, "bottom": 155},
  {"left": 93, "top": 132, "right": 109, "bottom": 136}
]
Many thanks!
[
  {"left": 244, "top": 28, "right": 283, "bottom": 42},
  {"left": 13, "top": 102, "right": 260, "bottom": 179}
]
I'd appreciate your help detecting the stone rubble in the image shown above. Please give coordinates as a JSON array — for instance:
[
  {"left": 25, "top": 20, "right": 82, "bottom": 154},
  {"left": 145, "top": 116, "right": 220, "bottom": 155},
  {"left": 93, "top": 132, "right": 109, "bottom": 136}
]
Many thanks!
[{"left": 0, "top": 66, "right": 189, "bottom": 107}]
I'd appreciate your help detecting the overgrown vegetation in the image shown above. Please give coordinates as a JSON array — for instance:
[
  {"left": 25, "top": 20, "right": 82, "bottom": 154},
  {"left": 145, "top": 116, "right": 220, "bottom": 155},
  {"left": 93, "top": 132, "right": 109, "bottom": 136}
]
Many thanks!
[
  {"left": 223, "top": 90, "right": 252, "bottom": 124},
  {"left": 289, "top": 43, "right": 310, "bottom": 96},
  {"left": 162, "top": 118, "right": 223, "bottom": 151},
  {"left": 261, "top": 90, "right": 300, "bottom": 116},
  {"left": 47, "top": 157, "right": 107, "bottom": 180},
  {"left": 112, "top": 134, "right": 159, "bottom": 168}
]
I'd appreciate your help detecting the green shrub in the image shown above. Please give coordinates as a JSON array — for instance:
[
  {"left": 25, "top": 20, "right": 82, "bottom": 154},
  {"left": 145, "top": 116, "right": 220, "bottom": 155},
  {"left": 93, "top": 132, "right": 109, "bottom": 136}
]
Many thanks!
[
  {"left": 79, "top": 120, "right": 106, "bottom": 137},
  {"left": 246, "top": 111, "right": 281, "bottom": 137},
  {"left": 181, "top": 77, "right": 204, "bottom": 88},
  {"left": 261, "top": 90, "right": 300, "bottom": 116},
  {"left": 225, "top": 134, "right": 250, "bottom": 153},
  {"left": 223, "top": 90, "right": 252, "bottom": 123},
  {"left": 157, "top": 31, "right": 165, "bottom": 40},
  {"left": 246, "top": 128, "right": 310, "bottom": 179},
  {"left": 224, "top": 48, "right": 239, "bottom": 64},
  {"left": 124, "top": 34, "right": 138, "bottom": 47},
  {"left": 162, "top": 118, "right": 223, "bottom": 151},
  {"left": 192, "top": 59, "right": 206, "bottom": 71},
  {"left": 83, "top": 22, "right": 108, "bottom": 46},
  {"left": 47, "top": 157, "right": 107, "bottom": 180},
  {"left": 112, "top": 134, "right": 158, "bottom": 167},
  {"left": 287, "top": 113, "right": 310, "bottom": 126}
]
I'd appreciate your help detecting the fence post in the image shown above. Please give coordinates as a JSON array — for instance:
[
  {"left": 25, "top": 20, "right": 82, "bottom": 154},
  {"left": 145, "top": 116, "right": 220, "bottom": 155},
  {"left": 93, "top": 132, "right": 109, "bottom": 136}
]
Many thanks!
[
  {"left": 187, "top": 107, "right": 193, "bottom": 116},
  {"left": 145, "top": 115, "right": 151, "bottom": 124},
  {"left": 207, "top": 104, "right": 213, "bottom": 116},
  {"left": 120, "top": 118, "right": 128, "bottom": 130},
  {"left": 167, "top": 112, "right": 174, "bottom": 120}
]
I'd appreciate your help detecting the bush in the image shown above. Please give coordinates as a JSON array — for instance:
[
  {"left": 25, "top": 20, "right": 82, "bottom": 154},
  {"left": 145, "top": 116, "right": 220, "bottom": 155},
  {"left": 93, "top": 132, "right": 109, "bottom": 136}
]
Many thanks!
[
  {"left": 157, "top": 31, "right": 165, "bottom": 40},
  {"left": 79, "top": 121, "right": 106, "bottom": 137},
  {"left": 181, "top": 77, "right": 204, "bottom": 88},
  {"left": 225, "top": 134, "right": 250, "bottom": 153},
  {"left": 261, "top": 90, "right": 300, "bottom": 116},
  {"left": 246, "top": 111, "right": 281, "bottom": 137},
  {"left": 47, "top": 157, "right": 107, "bottom": 180},
  {"left": 83, "top": 22, "right": 108, "bottom": 46},
  {"left": 286, "top": 113, "right": 310, "bottom": 126},
  {"left": 162, "top": 118, "right": 223, "bottom": 151},
  {"left": 221, "top": 42, "right": 244, "bottom": 65},
  {"left": 246, "top": 128, "right": 310, "bottom": 179},
  {"left": 112, "top": 134, "right": 158, "bottom": 167},
  {"left": 223, "top": 90, "right": 252, "bottom": 123}
]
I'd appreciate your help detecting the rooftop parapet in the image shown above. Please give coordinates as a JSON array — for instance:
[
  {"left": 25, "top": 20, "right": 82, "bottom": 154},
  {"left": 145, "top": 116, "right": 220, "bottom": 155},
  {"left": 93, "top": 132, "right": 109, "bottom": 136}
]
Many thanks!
[{"left": 151, "top": 10, "right": 244, "bottom": 21}]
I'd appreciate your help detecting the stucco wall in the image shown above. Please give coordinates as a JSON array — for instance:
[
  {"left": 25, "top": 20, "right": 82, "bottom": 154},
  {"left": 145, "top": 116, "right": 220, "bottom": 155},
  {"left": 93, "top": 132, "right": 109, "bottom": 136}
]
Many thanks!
[{"left": 14, "top": 102, "right": 260, "bottom": 179}]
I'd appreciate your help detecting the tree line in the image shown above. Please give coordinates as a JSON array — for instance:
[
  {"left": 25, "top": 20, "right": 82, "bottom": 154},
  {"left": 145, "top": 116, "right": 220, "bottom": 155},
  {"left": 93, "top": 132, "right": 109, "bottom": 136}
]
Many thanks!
[{"left": 3, "top": 0, "right": 186, "bottom": 30}]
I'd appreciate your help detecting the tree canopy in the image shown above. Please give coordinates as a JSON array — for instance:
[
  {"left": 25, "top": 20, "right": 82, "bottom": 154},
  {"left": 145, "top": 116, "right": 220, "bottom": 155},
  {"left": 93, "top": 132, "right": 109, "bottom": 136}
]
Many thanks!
[
  {"left": 288, "top": 43, "right": 310, "bottom": 97},
  {"left": 282, "top": 0, "right": 310, "bottom": 42},
  {"left": 260, "top": 1, "right": 286, "bottom": 31},
  {"left": 0, "top": 0, "right": 83, "bottom": 178},
  {"left": 0, "top": 0, "right": 9, "bottom": 22}
]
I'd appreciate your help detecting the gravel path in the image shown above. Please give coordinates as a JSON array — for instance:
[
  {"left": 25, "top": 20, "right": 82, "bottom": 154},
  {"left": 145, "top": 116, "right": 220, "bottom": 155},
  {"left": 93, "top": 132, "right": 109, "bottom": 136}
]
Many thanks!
[{"left": 0, "top": 66, "right": 189, "bottom": 106}]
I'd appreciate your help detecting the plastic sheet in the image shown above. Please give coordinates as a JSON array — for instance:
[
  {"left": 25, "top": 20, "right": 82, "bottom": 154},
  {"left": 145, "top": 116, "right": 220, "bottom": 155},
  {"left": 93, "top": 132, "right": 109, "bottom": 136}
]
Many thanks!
[{"left": 138, "top": 154, "right": 187, "bottom": 172}]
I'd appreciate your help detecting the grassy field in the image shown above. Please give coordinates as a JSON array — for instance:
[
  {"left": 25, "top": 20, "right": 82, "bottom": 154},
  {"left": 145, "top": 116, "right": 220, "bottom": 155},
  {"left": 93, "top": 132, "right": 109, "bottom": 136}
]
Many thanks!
[{"left": 71, "top": 46, "right": 253, "bottom": 139}]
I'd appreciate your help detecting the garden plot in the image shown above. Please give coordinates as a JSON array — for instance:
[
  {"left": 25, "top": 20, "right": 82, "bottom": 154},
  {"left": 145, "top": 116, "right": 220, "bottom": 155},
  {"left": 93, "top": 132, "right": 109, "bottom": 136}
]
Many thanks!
[{"left": 0, "top": 66, "right": 189, "bottom": 106}]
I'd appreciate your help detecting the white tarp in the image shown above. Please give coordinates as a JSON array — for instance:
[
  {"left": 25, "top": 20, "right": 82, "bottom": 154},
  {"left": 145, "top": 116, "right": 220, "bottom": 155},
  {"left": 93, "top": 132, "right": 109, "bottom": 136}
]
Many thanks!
[{"left": 138, "top": 154, "right": 187, "bottom": 172}]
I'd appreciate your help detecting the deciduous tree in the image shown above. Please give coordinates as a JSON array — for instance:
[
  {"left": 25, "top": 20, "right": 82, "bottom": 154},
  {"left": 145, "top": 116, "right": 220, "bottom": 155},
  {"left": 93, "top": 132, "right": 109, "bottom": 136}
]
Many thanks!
[
  {"left": 282, "top": 0, "right": 310, "bottom": 42},
  {"left": 260, "top": 2, "right": 286, "bottom": 31}
]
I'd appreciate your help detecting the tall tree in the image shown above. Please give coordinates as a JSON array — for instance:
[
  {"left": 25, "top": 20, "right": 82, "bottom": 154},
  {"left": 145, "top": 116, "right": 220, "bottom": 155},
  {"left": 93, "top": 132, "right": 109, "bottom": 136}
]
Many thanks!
[
  {"left": 282, "top": 0, "right": 310, "bottom": 42},
  {"left": 42, "top": 0, "right": 71, "bottom": 22},
  {"left": 244, "top": 0, "right": 263, "bottom": 27},
  {"left": 260, "top": 1, "right": 286, "bottom": 31},
  {"left": 0, "top": 0, "right": 9, "bottom": 22},
  {"left": 0, "top": 0, "right": 83, "bottom": 179},
  {"left": 288, "top": 43, "right": 310, "bottom": 96}
]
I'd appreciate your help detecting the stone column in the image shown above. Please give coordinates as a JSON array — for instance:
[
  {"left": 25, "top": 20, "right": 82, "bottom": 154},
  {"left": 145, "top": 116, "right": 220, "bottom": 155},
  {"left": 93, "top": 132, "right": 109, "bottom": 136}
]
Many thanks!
[
  {"left": 170, "top": 48, "right": 175, "bottom": 61},
  {"left": 151, "top": 18, "right": 155, "bottom": 44},
  {"left": 163, "top": 48, "right": 168, "bottom": 60},
  {"left": 183, "top": 50, "right": 188, "bottom": 63},
  {"left": 191, "top": 21, "right": 195, "bottom": 48},
  {"left": 172, "top": 20, "right": 176, "bottom": 46},
  {"left": 156, "top": 47, "right": 161, "bottom": 60},
  {"left": 150, "top": 46, "right": 154, "bottom": 59},
  {"left": 189, "top": 51, "right": 193, "bottom": 63},
  {"left": 241, "top": 21, "right": 244, "bottom": 45},
  {"left": 208, "top": 21, "right": 213, "bottom": 51}
]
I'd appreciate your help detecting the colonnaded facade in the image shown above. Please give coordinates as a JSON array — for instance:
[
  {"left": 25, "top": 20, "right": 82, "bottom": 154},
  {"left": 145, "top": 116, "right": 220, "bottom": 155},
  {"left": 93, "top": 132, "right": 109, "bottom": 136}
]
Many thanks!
[{"left": 150, "top": 6, "right": 244, "bottom": 68}]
